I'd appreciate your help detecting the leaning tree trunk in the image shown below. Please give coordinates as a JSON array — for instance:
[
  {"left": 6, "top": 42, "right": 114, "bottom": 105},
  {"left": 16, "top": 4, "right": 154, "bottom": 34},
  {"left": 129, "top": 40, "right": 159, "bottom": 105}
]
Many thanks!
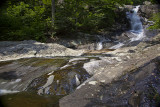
[{"left": 51, "top": 0, "right": 55, "bottom": 24}]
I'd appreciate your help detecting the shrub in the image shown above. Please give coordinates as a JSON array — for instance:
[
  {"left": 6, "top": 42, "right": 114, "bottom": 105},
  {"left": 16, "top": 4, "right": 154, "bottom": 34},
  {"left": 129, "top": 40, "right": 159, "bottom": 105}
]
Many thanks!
[
  {"left": 0, "top": 2, "right": 51, "bottom": 42},
  {"left": 149, "top": 13, "right": 160, "bottom": 29}
]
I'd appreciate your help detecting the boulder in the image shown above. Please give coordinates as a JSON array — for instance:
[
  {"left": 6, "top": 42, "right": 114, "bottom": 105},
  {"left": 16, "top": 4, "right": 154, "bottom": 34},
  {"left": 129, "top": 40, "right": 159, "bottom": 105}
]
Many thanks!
[
  {"left": 143, "top": 1, "right": 152, "bottom": 5},
  {"left": 139, "top": 5, "right": 160, "bottom": 19},
  {"left": 124, "top": 4, "right": 160, "bottom": 19}
]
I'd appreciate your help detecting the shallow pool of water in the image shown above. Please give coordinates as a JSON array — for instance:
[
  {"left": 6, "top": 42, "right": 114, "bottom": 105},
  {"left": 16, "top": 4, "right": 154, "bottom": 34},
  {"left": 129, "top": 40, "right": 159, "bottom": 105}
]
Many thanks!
[{"left": 0, "top": 92, "right": 63, "bottom": 107}]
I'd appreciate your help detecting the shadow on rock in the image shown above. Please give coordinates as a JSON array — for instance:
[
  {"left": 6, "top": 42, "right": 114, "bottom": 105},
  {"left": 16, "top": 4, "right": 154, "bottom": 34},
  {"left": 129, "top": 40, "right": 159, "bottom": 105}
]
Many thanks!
[
  {"left": 85, "top": 56, "right": 160, "bottom": 107},
  {"left": 0, "top": 71, "right": 18, "bottom": 80}
]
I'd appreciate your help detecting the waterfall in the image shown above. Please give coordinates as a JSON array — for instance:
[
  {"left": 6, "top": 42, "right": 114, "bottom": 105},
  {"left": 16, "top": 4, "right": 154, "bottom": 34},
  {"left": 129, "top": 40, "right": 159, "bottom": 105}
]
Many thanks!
[
  {"left": 97, "top": 6, "right": 144, "bottom": 50},
  {"left": 126, "top": 5, "right": 144, "bottom": 41},
  {"left": 110, "top": 5, "right": 144, "bottom": 49}
]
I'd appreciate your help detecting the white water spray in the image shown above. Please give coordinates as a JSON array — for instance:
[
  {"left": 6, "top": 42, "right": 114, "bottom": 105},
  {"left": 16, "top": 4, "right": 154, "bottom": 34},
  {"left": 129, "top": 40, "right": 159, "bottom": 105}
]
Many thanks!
[
  {"left": 97, "top": 35, "right": 111, "bottom": 50},
  {"left": 0, "top": 89, "right": 19, "bottom": 95},
  {"left": 109, "top": 42, "right": 125, "bottom": 49},
  {"left": 110, "top": 5, "right": 144, "bottom": 49},
  {"left": 126, "top": 5, "right": 144, "bottom": 41}
]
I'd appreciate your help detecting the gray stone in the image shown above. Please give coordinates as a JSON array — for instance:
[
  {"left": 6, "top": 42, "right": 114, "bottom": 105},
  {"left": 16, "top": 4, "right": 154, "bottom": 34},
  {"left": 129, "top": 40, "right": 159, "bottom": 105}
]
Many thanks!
[
  {"left": 0, "top": 41, "right": 85, "bottom": 61},
  {"left": 59, "top": 33, "right": 160, "bottom": 107},
  {"left": 139, "top": 5, "right": 160, "bottom": 19},
  {"left": 143, "top": 1, "right": 152, "bottom": 5}
]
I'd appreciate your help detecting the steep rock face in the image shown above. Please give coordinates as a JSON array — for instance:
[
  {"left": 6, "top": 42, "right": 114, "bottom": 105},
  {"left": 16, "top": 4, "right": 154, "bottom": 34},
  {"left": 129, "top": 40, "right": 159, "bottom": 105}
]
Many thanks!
[{"left": 59, "top": 33, "right": 160, "bottom": 107}]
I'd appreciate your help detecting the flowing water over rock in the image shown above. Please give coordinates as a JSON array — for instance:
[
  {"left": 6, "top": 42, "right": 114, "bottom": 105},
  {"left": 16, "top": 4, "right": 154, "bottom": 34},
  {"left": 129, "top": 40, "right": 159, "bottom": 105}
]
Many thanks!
[
  {"left": 59, "top": 33, "right": 160, "bottom": 107},
  {"left": 97, "top": 35, "right": 111, "bottom": 50},
  {"left": 126, "top": 6, "right": 144, "bottom": 41},
  {"left": 0, "top": 57, "right": 94, "bottom": 106},
  {"left": 26, "top": 58, "right": 91, "bottom": 95},
  {"left": 109, "top": 6, "right": 144, "bottom": 49},
  {"left": 0, "top": 57, "right": 69, "bottom": 92}
]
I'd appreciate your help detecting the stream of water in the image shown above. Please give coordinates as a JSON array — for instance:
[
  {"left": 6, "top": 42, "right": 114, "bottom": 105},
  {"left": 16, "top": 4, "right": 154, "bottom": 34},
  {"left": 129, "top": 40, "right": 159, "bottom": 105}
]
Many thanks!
[
  {"left": 97, "top": 5, "right": 144, "bottom": 50},
  {"left": 127, "top": 5, "right": 144, "bottom": 41}
]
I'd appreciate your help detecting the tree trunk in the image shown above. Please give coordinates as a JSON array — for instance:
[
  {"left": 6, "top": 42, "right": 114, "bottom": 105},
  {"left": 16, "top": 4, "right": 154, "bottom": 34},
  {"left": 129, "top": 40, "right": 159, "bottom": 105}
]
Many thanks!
[{"left": 51, "top": 0, "right": 55, "bottom": 24}]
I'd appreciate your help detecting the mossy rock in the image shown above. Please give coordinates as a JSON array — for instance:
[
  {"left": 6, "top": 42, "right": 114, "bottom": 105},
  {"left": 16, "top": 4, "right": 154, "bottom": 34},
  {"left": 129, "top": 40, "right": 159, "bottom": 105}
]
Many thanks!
[
  {"left": 16, "top": 58, "right": 68, "bottom": 68},
  {"left": 27, "top": 60, "right": 90, "bottom": 95}
]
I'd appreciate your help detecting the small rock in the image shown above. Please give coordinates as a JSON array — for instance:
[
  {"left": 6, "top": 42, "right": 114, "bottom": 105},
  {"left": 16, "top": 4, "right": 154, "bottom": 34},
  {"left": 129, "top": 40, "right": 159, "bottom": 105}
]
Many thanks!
[
  {"left": 143, "top": 1, "right": 152, "bottom": 5},
  {"left": 128, "top": 50, "right": 136, "bottom": 53},
  {"left": 88, "top": 81, "right": 98, "bottom": 85}
]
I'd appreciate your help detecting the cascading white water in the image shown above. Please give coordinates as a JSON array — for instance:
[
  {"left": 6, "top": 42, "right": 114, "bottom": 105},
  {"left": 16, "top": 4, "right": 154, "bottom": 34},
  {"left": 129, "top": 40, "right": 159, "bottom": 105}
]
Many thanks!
[
  {"left": 97, "top": 41, "right": 103, "bottom": 50},
  {"left": 97, "top": 6, "right": 144, "bottom": 50},
  {"left": 109, "top": 42, "right": 125, "bottom": 49},
  {"left": 110, "top": 5, "right": 144, "bottom": 49},
  {"left": 97, "top": 35, "right": 111, "bottom": 50},
  {"left": 126, "top": 5, "right": 144, "bottom": 41}
]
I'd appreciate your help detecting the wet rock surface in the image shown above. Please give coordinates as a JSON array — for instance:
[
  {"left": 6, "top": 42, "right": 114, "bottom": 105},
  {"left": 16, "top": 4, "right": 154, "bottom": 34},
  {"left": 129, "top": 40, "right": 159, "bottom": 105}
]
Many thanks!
[
  {"left": 0, "top": 40, "right": 85, "bottom": 61},
  {"left": 0, "top": 92, "right": 63, "bottom": 107},
  {"left": 0, "top": 35, "right": 160, "bottom": 107},
  {"left": 0, "top": 57, "right": 93, "bottom": 106},
  {"left": 140, "top": 5, "right": 160, "bottom": 19},
  {"left": 0, "top": 57, "right": 69, "bottom": 91},
  {"left": 59, "top": 33, "right": 160, "bottom": 107},
  {"left": 86, "top": 57, "right": 160, "bottom": 107},
  {"left": 53, "top": 33, "right": 115, "bottom": 51},
  {"left": 26, "top": 58, "right": 91, "bottom": 95},
  {"left": 0, "top": 32, "right": 160, "bottom": 106},
  {"left": 53, "top": 33, "right": 100, "bottom": 49}
]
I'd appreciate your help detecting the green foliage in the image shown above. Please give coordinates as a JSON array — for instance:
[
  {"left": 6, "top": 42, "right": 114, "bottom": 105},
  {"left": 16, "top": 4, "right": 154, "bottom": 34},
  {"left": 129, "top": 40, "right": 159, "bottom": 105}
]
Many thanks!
[
  {"left": 0, "top": 1, "right": 52, "bottom": 41},
  {"left": 42, "top": 0, "right": 52, "bottom": 5},
  {"left": 131, "top": 0, "right": 158, "bottom": 5},
  {"left": 148, "top": 13, "right": 160, "bottom": 29},
  {"left": 148, "top": 85, "right": 160, "bottom": 106},
  {"left": 54, "top": 0, "right": 133, "bottom": 34},
  {"left": 2, "top": 0, "right": 158, "bottom": 41}
]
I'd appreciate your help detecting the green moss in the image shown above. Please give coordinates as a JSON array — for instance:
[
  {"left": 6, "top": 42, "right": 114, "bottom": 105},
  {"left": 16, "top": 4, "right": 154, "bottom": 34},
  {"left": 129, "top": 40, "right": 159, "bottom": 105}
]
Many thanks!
[
  {"left": 17, "top": 58, "right": 39, "bottom": 66},
  {"left": 17, "top": 58, "right": 30, "bottom": 63},
  {"left": 0, "top": 61, "right": 13, "bottom": 67},
  {"left": 60, "top": 87, "right": 67, "bottom": 95},
  {"left": 0, "top": 92, "right": 63, "bottom": 107},
  {"left": 154, "top": 93, "right": 160, "bottom": 104},
  {"left": 148, "top": 92, "right": 160, "bottom": 105},
  {"left": 17, "top": 58, "right": 68, "bottom": 67},
  {"left": 52, "top": 62, "right": 88, "bottom": 81},
  {"left": 31, "top": 59, "right": 58, "bottom": 67},
  {"left": 27, "top": 59, "right": 90, "bottom": 95},
  {"left": 148, "top": 85, "right": 160, "bottom": 106}
]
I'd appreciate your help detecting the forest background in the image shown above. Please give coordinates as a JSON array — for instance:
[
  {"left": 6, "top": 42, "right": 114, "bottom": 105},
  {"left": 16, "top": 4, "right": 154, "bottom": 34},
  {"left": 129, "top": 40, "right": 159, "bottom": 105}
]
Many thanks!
[{"left": 0, "top": 0, "right": 159, "bottom": 42}]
